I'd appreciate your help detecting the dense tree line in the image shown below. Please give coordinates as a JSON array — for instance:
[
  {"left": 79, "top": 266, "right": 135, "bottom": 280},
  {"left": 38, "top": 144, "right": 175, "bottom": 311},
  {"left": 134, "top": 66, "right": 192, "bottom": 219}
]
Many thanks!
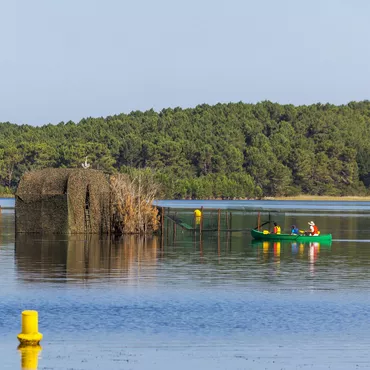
[{"left": 1, "top": 101, "right": 370, "bottom": 198}]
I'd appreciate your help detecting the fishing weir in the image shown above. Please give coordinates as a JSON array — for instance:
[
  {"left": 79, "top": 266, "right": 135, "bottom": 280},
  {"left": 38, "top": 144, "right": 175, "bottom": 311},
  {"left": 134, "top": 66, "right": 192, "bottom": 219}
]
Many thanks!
[
  {"left": 158, "top": 206, "right": 264, "bottom": 248},
  {"left": 160, "top": 206, "right": 281, "bottom": 234},
  {"left": 156, "top": 206, "right": 288, "bottom": 250}
]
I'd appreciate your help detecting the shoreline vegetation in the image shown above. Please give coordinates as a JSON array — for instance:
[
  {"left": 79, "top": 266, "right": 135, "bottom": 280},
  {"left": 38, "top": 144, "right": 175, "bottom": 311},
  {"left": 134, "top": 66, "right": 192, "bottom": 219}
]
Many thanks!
[
  {"left": 3, "top": 193, "right": 370, "bottom": 202},
  {"left": 264, "top": 195, "right": 370, "bottom": 201},
  {"left": 1, "top": 101, "right": 370, "bottom": 199}
]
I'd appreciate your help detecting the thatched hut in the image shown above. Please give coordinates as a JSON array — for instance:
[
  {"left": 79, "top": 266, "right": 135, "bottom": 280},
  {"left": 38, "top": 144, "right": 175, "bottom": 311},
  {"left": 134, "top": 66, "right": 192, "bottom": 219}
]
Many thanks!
[{"left": 15, "top": 168, "right": 110, "bottom": 234}]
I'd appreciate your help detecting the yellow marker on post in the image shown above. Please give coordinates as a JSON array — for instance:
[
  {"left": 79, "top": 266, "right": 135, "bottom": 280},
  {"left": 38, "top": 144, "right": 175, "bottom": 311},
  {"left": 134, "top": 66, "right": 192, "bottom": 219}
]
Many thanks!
[
  {"left": 17, "top": 310, "right": 43, "bottom": 346},
  {"left": 194, "top": 209, "right": 202, "bottom": 225}
]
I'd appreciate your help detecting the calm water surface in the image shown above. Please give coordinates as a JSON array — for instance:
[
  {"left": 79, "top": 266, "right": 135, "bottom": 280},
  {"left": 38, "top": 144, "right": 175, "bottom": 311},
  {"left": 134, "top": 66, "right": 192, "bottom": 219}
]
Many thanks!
[{"left": 1, "top": 199, "right": 370, "bottom": 369}]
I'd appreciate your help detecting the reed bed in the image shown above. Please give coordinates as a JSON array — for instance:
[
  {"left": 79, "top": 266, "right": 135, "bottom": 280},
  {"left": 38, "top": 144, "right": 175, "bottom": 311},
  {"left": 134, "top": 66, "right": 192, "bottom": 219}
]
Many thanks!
[{"left": 110, "top": 173, "right": 160, "bottom": 234}]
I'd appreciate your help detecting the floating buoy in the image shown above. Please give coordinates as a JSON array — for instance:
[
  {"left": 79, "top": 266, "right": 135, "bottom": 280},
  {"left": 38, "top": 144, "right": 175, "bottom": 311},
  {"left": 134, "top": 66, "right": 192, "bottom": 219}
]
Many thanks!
[{"left": 17, "top": 310, "right": 43, "bottom": 346}]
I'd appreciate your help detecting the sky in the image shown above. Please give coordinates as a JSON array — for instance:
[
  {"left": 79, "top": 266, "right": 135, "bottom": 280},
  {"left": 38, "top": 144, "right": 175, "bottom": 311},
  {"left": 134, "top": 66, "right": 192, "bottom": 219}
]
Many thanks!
[{"left": 3, "top": 0, "right": 370, "bottom": 125}]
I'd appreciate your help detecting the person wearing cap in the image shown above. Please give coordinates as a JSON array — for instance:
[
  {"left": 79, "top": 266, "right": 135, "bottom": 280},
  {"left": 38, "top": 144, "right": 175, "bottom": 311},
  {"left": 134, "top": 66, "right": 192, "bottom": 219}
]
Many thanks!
[{"left": 307, "top": 221, "right": 319, "bottom": 236}]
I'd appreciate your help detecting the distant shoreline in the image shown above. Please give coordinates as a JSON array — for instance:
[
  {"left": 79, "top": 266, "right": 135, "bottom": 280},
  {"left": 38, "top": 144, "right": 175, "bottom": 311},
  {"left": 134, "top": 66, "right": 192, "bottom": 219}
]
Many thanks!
[
  {"left": 264, "top": 195, "right": 370, "bottom": 201},
  {"left": 2, "top": 194, "right": 370, "bottom": 201}
]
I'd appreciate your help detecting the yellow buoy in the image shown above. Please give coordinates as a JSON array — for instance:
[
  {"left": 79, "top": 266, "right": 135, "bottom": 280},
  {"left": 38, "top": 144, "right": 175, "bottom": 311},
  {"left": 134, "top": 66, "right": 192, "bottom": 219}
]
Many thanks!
[
  {"left": 18, "top": 344, "right": 42, "bottom": 370},
  {"left": 17, "top": 310, "right": 43, "bottom": 346}
]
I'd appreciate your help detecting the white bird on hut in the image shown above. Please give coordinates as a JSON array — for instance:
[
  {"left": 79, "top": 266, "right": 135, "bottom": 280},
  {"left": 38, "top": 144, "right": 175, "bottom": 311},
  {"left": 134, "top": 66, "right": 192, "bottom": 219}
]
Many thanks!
[{"left": 81, "top": 156, "right": 90, "bottom": 169}]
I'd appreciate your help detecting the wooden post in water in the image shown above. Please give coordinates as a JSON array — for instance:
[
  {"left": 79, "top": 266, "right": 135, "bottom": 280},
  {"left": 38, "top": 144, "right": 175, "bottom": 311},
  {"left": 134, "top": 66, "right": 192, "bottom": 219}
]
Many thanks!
[
  {"left": 217, "top": 208, "right": 221, "bottom": 255},
  {"left": 200, "top": 206, "right": 203, "bottom": 237},
  {"left": 225, "top": 211, "right": 228, "bottom": 230},
  {"left": 166, "top": 208, "right": 169, "bottom": 244},
  {"left": 218, "top": 228, "right": 221, "bottom": 256},
  {"left": 257, "top": 212, "right": 261, "bottom": 231},
  {"left": 218, "top": 209, "right": 221, "bottom": 234},
  {"left": 226, "top": 211, "right": 231, "bottom": 250},
  {"left": 160, "top": 207, "right": 165, "bottom": 249},
  {"left": 226, "top": 211, "right": 230, "bottom": 251},
  {"left": 161, "top": 224, "right": 164, "bottom": 250},
  {"left": 173, "top": 211, "right": 177, "bottom": 242},
  {"left": 161, "top": 207, "right": 165, "bottom": 235}
]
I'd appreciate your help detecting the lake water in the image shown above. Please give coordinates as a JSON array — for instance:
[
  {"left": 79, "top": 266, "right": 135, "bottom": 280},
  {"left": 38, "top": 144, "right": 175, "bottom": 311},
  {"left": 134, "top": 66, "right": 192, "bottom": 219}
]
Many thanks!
[{"left": 2, "top": 198, "right": 370, "bottom": 369}]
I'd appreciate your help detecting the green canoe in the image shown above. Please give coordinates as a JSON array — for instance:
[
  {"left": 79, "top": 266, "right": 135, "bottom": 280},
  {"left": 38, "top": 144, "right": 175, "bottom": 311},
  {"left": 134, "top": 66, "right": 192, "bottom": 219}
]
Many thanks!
[{"left": 251, "top": 229, "right": 332, "bottom": 242}]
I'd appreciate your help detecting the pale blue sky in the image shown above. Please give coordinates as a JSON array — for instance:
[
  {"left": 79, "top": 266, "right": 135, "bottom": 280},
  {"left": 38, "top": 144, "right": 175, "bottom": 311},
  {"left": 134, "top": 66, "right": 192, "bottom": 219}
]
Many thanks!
[{"left": 3, "top": 0, "right": 370, "bottom": 125}]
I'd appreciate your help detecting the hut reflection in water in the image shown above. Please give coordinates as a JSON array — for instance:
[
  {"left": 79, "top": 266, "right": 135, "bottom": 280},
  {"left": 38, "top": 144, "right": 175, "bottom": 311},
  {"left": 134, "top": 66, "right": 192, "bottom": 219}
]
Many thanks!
[{"left": 15, "top": 234, "right": 158, "bottom": 283}]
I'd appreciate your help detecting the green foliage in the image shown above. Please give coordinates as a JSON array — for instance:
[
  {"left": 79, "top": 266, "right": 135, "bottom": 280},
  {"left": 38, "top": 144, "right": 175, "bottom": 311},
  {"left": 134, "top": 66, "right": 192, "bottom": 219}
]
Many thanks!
[
  {"left": 1, "top": 101, "right": 370, "bottom": 198},
  {"left": 0, "top": 185, "right": 12, "bottom": 195}
]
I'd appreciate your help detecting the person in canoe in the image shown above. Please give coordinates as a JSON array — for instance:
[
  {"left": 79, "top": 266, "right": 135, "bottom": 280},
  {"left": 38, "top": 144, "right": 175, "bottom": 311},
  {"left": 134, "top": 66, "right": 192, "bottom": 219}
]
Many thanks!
[
  {"left": 290, "top": 225, "right": 299, "bottom": 235},
  {"left": 272, "top": 222, "right": 281, "bottom": 234},
  {"left": 306, "top": 221, "right": 320, "bottom": 236}
]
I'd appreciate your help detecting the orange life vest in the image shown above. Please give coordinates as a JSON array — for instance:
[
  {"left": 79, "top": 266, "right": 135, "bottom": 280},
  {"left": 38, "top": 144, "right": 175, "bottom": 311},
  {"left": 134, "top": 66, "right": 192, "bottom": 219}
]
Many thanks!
[
  {"left": 313, "top": 225, "right": 319, "bottom": 235},
  {"left": 273, "top": 225, "right": 281, "bottom": 234}
]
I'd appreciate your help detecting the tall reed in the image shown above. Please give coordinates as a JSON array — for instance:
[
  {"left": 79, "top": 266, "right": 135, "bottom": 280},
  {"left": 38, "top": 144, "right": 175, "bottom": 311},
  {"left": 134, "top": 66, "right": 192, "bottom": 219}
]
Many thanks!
[{"left": 110, "top": 173, "right": 160, "bottom": 234}]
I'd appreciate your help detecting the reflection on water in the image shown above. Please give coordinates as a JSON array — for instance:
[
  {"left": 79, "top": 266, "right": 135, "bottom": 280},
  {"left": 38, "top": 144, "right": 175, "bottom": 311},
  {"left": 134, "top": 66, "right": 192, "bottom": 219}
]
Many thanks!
[
  {"left": 15, "top": 234, "right": 159, "bottom": 283},
  {"left": 18, "top": 345, "right": 42, "bottom": 370},
  {"left": 3, "top": 207, "right": 370, "bottom": 369},
  {"left": 253, "top": 240, "right": 332, "bottom": 277},
  {"left": 13, "top": 226, "right": 370, "bottom": 291}
]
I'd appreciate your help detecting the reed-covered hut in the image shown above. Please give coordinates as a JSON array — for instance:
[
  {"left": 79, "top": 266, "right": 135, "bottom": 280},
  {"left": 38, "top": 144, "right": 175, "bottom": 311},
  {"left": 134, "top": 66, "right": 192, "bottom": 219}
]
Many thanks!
[{"left": 15, "top": 168, "right": 110, "bottom": 234}]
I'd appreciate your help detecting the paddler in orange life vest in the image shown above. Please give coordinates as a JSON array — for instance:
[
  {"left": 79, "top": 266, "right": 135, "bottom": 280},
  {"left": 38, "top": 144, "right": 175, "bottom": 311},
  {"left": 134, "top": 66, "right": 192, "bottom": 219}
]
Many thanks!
[
  {"left": 273, "top": 222, "right": 281, "bottom": 234},
  {"left": 307, "top": 221, "right": 319, "bottom": 236}
]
